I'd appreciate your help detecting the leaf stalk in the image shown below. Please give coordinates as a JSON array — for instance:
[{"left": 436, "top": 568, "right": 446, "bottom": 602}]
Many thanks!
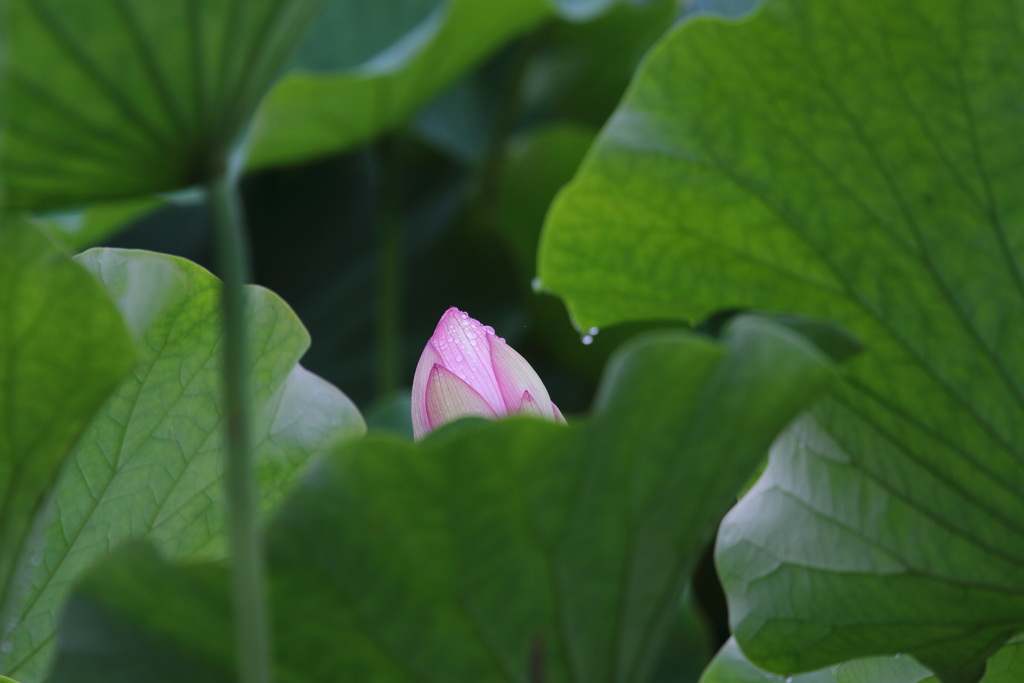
[{"left": 210, "top": 173, "right": 273, "bottom": 683}]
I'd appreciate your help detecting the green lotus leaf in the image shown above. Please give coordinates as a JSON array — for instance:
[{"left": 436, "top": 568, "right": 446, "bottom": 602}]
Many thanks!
[
  {"left": 0, "top": 220, "right": 136, "bottom": 656},
  {"left": 538, "top": 0, "right": 1024, "bottom": 679},
  {"left": 4, "top": 0, "right": 322, "bottom": 209},
  {"left": 47, "top": 315, "right": 836, "bottom": 683},
  {"left": 0, "top": 250, "right": 364, "bottom": 682}
]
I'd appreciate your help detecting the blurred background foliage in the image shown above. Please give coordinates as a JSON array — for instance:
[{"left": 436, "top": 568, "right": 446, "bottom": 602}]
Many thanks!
[
  {"left": 19, "top": 2, "right": 757, "bottom": 678},
  {"left": 8, "top": 0, "right": 1024, "bottom": 681},
  {"left": 38, "top": 0, "right": 752, "bottom": 416}
]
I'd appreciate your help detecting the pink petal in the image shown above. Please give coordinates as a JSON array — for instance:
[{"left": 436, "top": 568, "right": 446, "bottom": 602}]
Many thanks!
[
  {"left": 516, "top": 391, "right": 545, "bottom": 418},
  {"left": 411, "top": 341, "right": 445, "bottom": 441},
  {"left": 429, "top": 308, "right": 504, "bottom": 414},
  {"left": 424, "top": 364, "right": 498, "bottom": 434},
  {"left": 552, "top": 402, "right": 567, "bottom": 424},
  {"left": 488, "top": 334, "right": 553, "bottom": 419}
]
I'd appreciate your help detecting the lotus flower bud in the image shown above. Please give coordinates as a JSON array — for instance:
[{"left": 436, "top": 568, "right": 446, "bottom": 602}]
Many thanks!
[{"left": 411, "top": 307, "right": 566, "bottom": 440}]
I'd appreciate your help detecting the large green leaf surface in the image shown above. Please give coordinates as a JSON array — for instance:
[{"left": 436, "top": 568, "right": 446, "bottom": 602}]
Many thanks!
[
  {"left": 47, "top": 315, "right": 836, "bottom": 683},
  {"left": 4, "top": 0, "right": 322, "bottom": 209},
  {"left": 0, "top": 221, "right": 136, "bottom": 644},
  {"left": 0, "top": 249, "right": 364, "bottom": 683},
  {"left": 538, "top": 0, "right": 1024, "bottom": 680},
  {"left": 719, "top": 406, "right": 1024, "bottom": 683}
]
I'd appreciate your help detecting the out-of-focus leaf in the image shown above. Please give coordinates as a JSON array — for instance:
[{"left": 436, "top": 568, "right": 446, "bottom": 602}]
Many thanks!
[
  {"left": 364, "top": 391, "right": 415, "bottom": 439},
  {"left": 412, "top": 0, "right": 675, "bottom": 165},
  {"left": 30, "top": 196, "right": 167, "bottom": 253},
  {"left": 550, "top": 0, "right": 617, "bottom": 22},
  {"left": 100, "top": 196, "right": 213, "bottom": 271},
  {"left": 539, "top": 0, "right": 1024, "bottom": 679},
  {"left": 755, "top": 314, "right": 862, "bottom": 365},
  {"left": 0, "top": 220, "right": 136, "bottom": 653},
  {"left": 522, "top": 0, "right": 679, "bottom": 129},
  {"left": 686, "top": 0, "right": 760, "bottom": 17},
  {"left": 50, "top": 544, "right": 233, "bottom": 683},
  {"left": 4, "top": 0, "right": 321, "bottom": 209},
  {"left": 699, "top": 638, "right": 834, "bottom": 683},
  {"left": 292, "top": 0, "right": 444, "bottom": 73},
  {"left": 413, "top": 70, "right": 498, "bottom": 165},
  {"left": 48, "top": 315, "right": 837, "bottom": 683},
  {"left": 649, "top": 588, "right": 716, "bottom": 683},
  {"left": 0, "top": 250, "right": 364, "bottom": 683},
  {"left": 494, "top": 123, "right": 596, "bottom": 276},
  {"left": 247, "top": 0, "right": 554, "bottom": 171}
]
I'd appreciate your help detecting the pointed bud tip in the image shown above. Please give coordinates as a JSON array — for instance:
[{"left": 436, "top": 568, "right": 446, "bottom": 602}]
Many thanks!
[{"left": 517, "top": 390, "right": 546, "bottom": 418}]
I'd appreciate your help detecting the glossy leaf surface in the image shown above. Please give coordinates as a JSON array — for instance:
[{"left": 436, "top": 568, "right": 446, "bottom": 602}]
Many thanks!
[
  {"left": 0, "top": 250, "right": 364, "bottom": 682},
  {"left": 539, "top": 0, "right": 1024, "bottom": 679},
  {"left": 48, "top": 315, "right": 836, "bottom": 683}
]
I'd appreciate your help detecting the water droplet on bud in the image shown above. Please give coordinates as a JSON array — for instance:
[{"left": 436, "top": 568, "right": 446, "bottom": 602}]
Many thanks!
[
  {"left": 531, "top": 277, "right": 543, "bottom": 293},
  {"left": 582, "top": 335, "right": 594, "bottom": 345},
  {"left": 588, "top": 327, "right": 599, "bottom": 335}
]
